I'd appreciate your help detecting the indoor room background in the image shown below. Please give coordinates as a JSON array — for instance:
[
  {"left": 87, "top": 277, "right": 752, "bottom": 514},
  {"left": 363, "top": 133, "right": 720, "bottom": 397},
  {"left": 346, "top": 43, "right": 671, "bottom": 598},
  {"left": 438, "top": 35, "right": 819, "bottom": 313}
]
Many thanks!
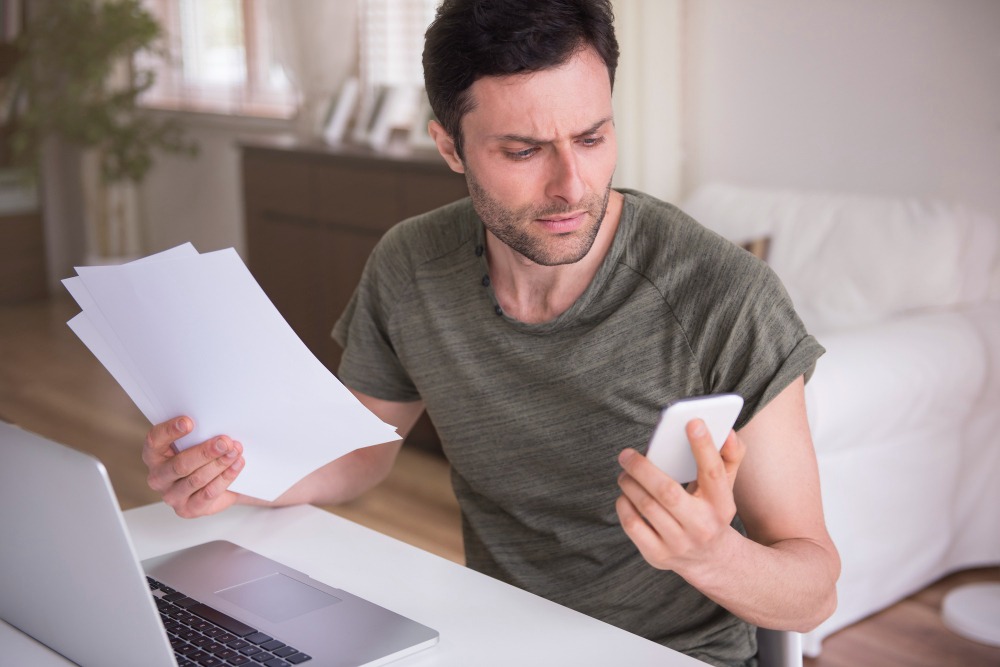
[
  {"left": 38, "top": 0, "right": 1000, "bottom": 284},
  {"left": 10, "top": 0, "right": 1000, "bottom": 664}
]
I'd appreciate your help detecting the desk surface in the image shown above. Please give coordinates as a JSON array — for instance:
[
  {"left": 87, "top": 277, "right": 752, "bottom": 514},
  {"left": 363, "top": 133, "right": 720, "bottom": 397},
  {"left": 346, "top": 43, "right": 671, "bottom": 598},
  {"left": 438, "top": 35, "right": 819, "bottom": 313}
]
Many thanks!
[{"left": 3, "top": 503, "right": 705, "bottom": 666}]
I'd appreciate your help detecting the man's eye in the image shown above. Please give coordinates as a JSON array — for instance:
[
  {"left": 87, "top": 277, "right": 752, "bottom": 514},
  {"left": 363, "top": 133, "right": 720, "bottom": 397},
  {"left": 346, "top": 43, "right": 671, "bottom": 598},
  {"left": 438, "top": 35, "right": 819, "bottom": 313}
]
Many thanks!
[
  {"left": 581, "top": 135, "right": 606, "bottom": 148},
  {"left": 505, "top": 148, "right": 538, "bottom": 161}
]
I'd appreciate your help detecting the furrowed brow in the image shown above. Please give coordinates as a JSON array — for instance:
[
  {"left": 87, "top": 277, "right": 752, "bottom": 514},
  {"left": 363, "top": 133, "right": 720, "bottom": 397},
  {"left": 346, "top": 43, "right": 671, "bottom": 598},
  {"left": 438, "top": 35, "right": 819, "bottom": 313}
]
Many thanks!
[
  {"left": 493, "top": 117, "right": 613, "bottom": 145},
  {"left": 577, "top": 117, "right": 613, "bottom": 137}
]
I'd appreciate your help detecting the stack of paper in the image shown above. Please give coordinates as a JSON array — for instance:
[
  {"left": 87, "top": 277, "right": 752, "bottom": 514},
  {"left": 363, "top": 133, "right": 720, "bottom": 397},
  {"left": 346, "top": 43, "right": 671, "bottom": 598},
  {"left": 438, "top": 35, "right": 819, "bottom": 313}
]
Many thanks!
[{"left": 63, "top": 243, "right": 400, "bottom": 501}]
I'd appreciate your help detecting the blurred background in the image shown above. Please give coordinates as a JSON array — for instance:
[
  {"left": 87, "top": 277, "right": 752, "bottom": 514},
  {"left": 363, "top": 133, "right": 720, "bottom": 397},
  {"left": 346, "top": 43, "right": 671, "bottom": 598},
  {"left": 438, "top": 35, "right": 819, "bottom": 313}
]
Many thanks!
[{"left": 1, "top": 2, "right": 998, "bottom": 665}]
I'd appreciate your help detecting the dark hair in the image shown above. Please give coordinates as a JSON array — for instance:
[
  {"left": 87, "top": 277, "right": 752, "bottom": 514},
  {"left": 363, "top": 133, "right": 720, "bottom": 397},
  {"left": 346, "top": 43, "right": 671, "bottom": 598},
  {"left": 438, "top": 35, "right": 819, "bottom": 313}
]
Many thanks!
[{"left": 423, "top": 0, "right": 619, "bottom": 160}]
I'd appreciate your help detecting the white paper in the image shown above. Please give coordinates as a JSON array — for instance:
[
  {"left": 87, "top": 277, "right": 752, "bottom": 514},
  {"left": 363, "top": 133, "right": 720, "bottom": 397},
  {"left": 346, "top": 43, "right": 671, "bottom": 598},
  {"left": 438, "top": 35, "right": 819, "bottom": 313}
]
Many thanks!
[
  {"left": 64, "top": 245, "right": 400, "bottom": 501},
  {"left": 63, "top": 243, "right": 200, "bottom": 425},
  {"left": 67, "top": 312, "right": 158, "bottom": 421}
]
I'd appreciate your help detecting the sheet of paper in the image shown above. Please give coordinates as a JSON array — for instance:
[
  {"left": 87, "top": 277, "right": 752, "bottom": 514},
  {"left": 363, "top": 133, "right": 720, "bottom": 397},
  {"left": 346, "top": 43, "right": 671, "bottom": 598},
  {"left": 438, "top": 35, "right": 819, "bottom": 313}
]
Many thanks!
[
  {"left": 67, "top": 313, "right": 158, "bottom": 421},
  {"left": 63, "top": 244, "right": 200, "bottom": 423},
  {"left": 65, "top": 245, "right": 400, "bottom": 501}
]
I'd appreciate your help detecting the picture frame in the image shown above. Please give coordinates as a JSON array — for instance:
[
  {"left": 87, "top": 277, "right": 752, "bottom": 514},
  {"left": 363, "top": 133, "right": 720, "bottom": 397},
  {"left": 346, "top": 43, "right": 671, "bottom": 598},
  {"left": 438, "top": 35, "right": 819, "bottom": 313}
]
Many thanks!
[
  {"left": 408, "top": 92, "right": 438, "bottom": 150},
  {"left": 350, "top": 84, "right": 389, "bottom": 146},
  {"left": 365, "top": 86, "right": 426, "bottom": 151},
  {"left": 321, "top": 77, "right": 359, "bottom": 145}
]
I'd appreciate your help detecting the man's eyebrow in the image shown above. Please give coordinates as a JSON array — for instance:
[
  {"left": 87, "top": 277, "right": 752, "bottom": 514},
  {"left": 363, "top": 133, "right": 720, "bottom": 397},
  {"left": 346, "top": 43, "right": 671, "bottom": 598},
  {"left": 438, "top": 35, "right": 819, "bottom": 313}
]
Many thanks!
[{"left": 492, "top": 117, "right": 613, "bottom": 144}]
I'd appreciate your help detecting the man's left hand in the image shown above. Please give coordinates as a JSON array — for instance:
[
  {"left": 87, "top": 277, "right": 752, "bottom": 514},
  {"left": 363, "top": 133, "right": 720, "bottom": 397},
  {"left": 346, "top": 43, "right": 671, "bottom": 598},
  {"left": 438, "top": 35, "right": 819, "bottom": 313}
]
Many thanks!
[{"left": 616, "top": 420, "right": 746, "bottom": 572}]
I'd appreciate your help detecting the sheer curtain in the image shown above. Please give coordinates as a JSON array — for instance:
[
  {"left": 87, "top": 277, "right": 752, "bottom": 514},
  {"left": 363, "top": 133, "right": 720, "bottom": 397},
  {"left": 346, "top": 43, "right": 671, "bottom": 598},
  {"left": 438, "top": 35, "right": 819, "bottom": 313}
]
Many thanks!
[
  {"left": 611, "top": 0, "right": 684, "bottom": 203},
  {"left": 263, "top": 0, "right": 359, "bottom": 139},
  {"left": 261, "top": 0, "right": 685, "bottom": 175}
]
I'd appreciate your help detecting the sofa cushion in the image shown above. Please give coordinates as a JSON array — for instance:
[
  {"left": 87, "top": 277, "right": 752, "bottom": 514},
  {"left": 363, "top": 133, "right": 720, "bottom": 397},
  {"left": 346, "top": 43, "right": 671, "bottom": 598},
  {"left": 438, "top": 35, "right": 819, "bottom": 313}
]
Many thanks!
[
  {"left": 681, "top": 184, "right": 1000, "bottom": 332},
  {"left": 739, "top": 237, "right": 771, "bottom": 262},
  {"left": 803, "top": 309, "right": 987, "bottom": 456}
]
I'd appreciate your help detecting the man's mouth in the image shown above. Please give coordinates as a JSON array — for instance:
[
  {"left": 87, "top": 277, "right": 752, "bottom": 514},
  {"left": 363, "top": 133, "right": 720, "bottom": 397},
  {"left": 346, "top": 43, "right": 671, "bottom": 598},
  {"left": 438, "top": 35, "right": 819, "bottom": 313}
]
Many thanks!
[{"left": 536, "top": 211, "right": 587, "bottom": 232}]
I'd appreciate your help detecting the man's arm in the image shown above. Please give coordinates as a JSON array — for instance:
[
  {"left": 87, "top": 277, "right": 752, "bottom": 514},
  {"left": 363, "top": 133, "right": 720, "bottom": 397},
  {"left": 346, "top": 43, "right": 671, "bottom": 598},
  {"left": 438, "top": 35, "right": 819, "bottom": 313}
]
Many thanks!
[
  {"left": 143, "top": 390, "right": 426, "bottom": 518},
  {"left": 616, "top": 376, "right": 841, "bottom": 632}
]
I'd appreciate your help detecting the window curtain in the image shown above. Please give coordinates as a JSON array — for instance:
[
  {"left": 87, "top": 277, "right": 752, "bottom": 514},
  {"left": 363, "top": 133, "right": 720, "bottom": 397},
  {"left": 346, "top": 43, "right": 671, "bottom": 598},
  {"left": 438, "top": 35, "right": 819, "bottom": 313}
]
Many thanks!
[
  {"left": 611, "top": 0, "right": 683, "bottom": 203},
  {"left": 263, "top": 0, "right": 359, "bottom": 139}
]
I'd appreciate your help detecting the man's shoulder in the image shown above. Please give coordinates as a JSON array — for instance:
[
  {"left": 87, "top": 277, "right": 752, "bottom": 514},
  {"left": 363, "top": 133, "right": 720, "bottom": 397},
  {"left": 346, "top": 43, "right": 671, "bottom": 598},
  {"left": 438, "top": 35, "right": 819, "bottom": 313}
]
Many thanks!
[
  {"left": 340, "top": 196, "right": 478, "bottom": 338},
  {"left": 378, "top": 197, "right": 478, "bottom": 268},
  {"left": 618, "top": 189, "right": 751, "bottom": 277}
]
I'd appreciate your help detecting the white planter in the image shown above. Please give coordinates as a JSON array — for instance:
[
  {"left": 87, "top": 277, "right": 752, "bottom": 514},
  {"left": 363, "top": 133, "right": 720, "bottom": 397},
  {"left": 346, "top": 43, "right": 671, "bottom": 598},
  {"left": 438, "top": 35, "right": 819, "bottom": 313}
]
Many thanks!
[{"left": 80, "top": 149, "right": 143, "bottom": 261}]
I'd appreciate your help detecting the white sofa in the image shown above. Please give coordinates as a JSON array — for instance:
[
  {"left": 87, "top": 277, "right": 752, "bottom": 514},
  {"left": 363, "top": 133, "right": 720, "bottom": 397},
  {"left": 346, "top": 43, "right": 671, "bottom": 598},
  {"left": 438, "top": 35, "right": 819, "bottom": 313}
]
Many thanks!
[{"left": 681, "top": 184, "right": 1000, "bottom": 657}]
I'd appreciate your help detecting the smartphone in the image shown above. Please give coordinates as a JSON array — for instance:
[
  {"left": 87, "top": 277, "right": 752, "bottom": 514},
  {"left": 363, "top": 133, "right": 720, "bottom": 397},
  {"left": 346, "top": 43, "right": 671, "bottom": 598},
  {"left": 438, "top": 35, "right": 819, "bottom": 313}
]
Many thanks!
[{"left": 644, "top": 393, "right": 744, "bottom": 483}]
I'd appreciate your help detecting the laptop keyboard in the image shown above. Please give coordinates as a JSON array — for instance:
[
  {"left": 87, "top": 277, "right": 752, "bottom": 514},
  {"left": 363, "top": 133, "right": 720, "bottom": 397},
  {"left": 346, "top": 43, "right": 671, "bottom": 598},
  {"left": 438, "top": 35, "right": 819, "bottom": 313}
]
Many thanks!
[{"left": 148, "top": 576, "right": 312, "bottom": 666}]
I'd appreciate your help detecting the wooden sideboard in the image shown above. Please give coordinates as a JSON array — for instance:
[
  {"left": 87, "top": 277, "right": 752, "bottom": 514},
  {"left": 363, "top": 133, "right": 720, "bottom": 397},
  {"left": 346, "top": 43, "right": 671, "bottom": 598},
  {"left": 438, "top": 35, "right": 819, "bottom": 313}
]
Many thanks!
[
  {"left": 0, "top": 209, "right": 46, "bottom": 303},
  {"left": 240, "top": 138, "right": 468, "bottom": 451},
  {"left": 0, "top": 171, "right": 45, "bottom": 304}
]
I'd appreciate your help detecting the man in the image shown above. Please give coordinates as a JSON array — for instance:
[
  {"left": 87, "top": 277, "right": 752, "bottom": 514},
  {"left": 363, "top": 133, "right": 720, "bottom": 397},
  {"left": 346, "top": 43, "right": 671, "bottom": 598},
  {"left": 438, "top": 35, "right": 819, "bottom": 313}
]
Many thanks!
[{"left": 143, "top": 1, "right": 840, "bottom": 664}]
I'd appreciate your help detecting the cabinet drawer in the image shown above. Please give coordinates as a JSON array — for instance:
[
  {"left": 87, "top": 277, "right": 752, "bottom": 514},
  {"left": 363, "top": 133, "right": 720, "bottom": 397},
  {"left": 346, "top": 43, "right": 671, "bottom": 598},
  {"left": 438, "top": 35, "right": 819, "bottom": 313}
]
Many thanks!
[
  {"left": 0, "top": 213, "right": 46, "bottom": 303},
  {"left": 314, "top": 162, "right": 399, "bottom": 232},
  {"left": 242, "top": 151, "right": 314, "bottom": 219},
  {"left": 399, "top": 169, "right": 468, "bottom": 219}
]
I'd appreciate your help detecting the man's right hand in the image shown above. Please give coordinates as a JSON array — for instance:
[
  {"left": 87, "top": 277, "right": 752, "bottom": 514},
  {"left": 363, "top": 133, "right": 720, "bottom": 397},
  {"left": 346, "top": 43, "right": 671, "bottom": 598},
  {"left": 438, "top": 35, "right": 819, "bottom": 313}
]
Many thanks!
[{"left": 143, "top": 417, "right": 245, "bottom": 518}]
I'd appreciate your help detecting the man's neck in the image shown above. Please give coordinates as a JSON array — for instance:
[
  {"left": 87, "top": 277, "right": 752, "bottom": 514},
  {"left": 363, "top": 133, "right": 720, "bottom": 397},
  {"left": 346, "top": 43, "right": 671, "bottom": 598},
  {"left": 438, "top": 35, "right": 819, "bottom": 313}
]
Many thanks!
[{"left": 487, "top": 191, "right": 624, "bottom": 324}]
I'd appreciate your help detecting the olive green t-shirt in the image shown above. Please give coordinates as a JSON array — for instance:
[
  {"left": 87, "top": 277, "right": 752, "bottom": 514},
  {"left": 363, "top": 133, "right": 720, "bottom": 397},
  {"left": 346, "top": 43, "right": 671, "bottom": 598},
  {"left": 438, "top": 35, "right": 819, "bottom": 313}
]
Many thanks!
[{"left": 333, "top": 190, "right": 824, "bottom": 666}]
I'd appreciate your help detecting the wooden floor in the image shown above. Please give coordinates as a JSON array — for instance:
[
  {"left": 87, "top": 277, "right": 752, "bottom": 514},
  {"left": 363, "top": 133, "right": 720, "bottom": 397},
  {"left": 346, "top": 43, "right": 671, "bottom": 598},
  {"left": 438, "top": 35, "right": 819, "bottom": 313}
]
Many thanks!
[{"left": 2, "top": 295, "right": 998, "bottom": 666}]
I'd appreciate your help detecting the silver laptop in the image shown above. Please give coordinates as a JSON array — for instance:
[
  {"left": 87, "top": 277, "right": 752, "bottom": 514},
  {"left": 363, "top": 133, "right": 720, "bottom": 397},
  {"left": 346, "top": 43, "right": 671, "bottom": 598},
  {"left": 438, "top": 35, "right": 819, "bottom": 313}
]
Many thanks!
[{"left": 0, "top": 421, "right": 439, "bottom": 667}]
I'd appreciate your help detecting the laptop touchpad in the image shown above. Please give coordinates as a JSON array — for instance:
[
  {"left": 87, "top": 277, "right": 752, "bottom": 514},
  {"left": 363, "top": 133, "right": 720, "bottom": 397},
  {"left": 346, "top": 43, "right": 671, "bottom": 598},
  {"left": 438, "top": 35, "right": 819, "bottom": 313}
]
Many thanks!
[{"left": 217, "top": 573, "right": 341, "bottom": 623}]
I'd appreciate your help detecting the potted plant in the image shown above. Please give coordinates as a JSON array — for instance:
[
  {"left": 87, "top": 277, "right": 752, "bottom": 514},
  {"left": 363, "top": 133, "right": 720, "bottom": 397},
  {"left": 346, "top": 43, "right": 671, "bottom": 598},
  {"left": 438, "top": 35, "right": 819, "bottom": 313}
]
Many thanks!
[{"left": 6, "top": 0, "right": 196, "bottom": 261}]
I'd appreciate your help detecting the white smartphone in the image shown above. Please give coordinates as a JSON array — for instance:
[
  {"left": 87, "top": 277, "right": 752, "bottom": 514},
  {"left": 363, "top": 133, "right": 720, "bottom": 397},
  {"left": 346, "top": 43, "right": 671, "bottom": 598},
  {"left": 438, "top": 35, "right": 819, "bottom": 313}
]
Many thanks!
[{"left": 645, "top": 393, "right": 744, "bottom": 483}]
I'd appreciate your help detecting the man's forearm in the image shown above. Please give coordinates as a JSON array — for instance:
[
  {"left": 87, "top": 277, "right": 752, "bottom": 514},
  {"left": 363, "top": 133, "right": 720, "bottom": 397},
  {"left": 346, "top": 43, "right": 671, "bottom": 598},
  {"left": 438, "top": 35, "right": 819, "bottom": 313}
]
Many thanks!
[
  {"left": 679, "top": 528, "right": 840, "bottom": 632},
  {"left": 237, "top": 439, "right": 403, "bottom": 508},
  {"left": 239, "top": 391, "right": 424, "bottom": 509}
]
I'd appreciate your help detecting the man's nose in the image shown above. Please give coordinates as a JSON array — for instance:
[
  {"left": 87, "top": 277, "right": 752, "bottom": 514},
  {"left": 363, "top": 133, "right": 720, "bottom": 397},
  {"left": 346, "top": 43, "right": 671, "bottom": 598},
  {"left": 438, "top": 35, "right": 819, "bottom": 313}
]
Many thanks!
[{"left": 544, "top": 149, "right": 586, "bottom": 205}]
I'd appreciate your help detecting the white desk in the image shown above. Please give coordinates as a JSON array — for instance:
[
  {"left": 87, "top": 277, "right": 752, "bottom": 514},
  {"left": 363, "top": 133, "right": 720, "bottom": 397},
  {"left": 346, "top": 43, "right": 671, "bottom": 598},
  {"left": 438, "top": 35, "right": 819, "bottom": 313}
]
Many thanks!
[{"left": 2, "top": 503, "right": 705, "bottom": 666}]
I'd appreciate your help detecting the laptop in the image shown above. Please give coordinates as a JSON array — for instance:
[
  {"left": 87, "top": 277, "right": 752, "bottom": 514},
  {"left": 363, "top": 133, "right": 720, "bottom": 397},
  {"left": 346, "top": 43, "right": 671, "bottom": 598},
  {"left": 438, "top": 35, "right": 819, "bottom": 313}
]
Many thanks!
[{"left": 0, "top": 421, "right": 439, "bottom": 667}]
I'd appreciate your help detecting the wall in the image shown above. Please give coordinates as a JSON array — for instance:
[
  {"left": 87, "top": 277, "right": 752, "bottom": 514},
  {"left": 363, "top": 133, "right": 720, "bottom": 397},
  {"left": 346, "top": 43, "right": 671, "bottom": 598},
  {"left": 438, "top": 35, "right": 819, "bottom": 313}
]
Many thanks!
[
  {"left": 137, "top": 114, "right": 291, "bottom": 259},
  {"left": 138, "top": 0, "right": 357, "bottom": 260},
  {"left": 50, "top": 0, "right": 1000, "bottom": 287},
  {"left": 41, "top": 113, "right": 291, "bottom": 291},
  {"left": 681, "top": 0, "right": 1000, "bottom": 220},
  {"left": 41, "top": 0, "right": 355, "bottom": 288},
  {"left": 135, "top": 0, "right": 680, "bottom": 261},
  {"left": 612, "top": 0, "right": 682, "bottom": 202}
]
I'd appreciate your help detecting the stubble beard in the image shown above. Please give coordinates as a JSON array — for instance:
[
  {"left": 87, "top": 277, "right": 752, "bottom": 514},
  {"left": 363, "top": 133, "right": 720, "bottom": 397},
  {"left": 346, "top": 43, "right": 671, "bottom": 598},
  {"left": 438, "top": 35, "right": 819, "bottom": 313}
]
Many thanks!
[{"left": 466, "top": 171, "right": 613, "bottom": 267}]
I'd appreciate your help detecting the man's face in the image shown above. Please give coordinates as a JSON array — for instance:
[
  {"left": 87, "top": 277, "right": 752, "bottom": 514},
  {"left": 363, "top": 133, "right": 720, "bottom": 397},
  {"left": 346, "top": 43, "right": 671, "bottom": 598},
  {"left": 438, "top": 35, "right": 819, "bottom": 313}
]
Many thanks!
[{"left": 457, "top": 47, "right": 618, "bottom": 266}]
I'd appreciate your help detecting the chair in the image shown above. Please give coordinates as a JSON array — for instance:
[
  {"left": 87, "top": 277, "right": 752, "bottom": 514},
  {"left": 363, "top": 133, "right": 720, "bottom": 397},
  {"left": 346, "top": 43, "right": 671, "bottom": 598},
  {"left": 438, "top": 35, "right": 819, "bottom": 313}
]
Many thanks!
[{"left": 757, "top": 628, "right": 803, "bottom": 667}]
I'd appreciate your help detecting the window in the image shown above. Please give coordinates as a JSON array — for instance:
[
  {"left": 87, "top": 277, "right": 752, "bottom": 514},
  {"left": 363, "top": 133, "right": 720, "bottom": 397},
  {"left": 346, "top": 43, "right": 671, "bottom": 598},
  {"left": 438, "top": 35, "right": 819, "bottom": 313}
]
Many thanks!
[
  {"left": 352, "top": 0, "right": 438, "bottom": 145},
  {"left": 140, "top": 0, "right": 296, "bottom": 118},
  {"left": 358, "top": 0, "right": 437, "bottom": 92},
  {"left": 138, "top": 0, "right": 439, "bottom": 124}
]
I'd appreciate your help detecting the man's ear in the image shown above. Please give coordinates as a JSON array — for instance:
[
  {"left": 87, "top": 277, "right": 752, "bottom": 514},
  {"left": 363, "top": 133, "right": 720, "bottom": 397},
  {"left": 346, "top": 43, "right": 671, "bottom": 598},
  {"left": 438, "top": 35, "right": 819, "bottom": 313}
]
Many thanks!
[{"left": 428, "top": 120, "right": 465, "bottom": 174}]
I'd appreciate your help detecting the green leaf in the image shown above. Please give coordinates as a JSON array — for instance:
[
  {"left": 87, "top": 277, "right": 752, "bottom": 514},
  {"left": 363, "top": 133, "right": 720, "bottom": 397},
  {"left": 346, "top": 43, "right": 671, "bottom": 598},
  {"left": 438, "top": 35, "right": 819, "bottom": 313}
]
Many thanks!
[{"left": 7, "top": 0, "right": 197, "bottom": 184}]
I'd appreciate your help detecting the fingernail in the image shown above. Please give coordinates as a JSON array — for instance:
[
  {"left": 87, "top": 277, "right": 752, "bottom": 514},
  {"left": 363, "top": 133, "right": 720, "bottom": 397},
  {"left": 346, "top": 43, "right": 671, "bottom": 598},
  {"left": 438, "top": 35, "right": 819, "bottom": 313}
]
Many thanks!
[
  {"left": 691, "top": 420, "right": 706, "bottom": 437},
  {"left": 176, "top": 417, "right": 189, "bottom": 433},
  {"left": 214, "top": 438, "right": 228, "bottom": 454},
  {"left": 223, "top": 448, "right": 238, "bottom": 460},
  {"left": 619, "top": 449, "right": 634, "bottom": 465}
]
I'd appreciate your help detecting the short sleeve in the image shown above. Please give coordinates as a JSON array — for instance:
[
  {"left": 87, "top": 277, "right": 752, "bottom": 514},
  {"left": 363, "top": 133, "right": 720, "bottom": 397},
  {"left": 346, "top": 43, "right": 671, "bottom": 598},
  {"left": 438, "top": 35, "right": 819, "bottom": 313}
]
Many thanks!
[
  {"left": 669, "top": 227, "right": 824, "bottom": 430},
  {"left": 331, "top": 228, "right": 422, "bottom": 402}
]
